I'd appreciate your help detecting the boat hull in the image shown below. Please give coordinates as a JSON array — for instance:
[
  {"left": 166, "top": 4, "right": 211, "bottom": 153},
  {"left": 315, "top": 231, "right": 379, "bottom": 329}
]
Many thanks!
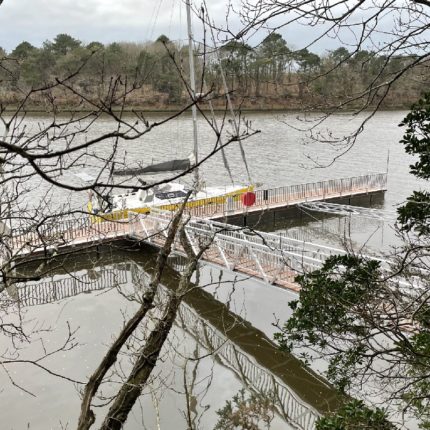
[{"left": 89, "top": 185, "right": 253, "bottom": 222}]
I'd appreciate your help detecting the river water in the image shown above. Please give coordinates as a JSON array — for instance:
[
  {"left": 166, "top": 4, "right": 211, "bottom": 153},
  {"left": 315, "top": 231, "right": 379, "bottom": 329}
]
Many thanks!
[
  {"left": 0, "top": 110, "right": 424, "bottom": 429},
  {"left": 12, "top": 109, "right": 422, "bottom": 248}
]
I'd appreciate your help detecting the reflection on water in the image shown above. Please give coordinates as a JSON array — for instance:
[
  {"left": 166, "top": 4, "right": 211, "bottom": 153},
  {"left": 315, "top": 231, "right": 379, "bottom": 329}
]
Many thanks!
[
  {"left": 2, "top": 246, "right": 340, "bottom": 429},
  {"left": 238, "top": 192, "right": 393, "bottom": 253}
]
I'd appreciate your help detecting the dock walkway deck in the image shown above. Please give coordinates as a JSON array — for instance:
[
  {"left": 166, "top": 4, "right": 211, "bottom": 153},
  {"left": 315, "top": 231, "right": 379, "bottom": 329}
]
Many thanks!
[
  {"left": 188, "top": 173, "right": 387, "bottom": 219},
  {"left": 5, "top": 173, "right": 389, "bottom": 291}
]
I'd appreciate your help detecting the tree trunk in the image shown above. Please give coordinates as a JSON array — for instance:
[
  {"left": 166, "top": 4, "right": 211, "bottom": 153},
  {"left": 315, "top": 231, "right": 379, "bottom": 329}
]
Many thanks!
[
  {"left": 99, "top": 239, "right": 200, "bottom": 430},
  {"left": 77, "top": 202, "right": 187, "bottom": 430},
  {"left": 99, "top": 295, "right": 179, "bottom": 430}
]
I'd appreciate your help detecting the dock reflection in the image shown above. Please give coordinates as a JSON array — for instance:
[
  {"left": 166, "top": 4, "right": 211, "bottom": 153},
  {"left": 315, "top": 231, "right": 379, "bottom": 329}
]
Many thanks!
[{"left": 13, "top": 245, "right": 341, "bottom": 429}]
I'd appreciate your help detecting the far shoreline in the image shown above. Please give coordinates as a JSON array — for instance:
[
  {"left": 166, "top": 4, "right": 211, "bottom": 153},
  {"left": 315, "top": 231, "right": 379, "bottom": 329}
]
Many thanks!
[{"left": 1, "top": 104, "right": 411, "bottom": 115}]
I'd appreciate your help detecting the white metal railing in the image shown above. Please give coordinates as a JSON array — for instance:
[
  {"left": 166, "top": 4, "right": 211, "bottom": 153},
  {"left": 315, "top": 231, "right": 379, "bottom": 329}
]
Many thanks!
[
  {"left": 131, "top": 210, "right": 325, "bottom": 285},
  {"left": 134, "top": 210, "right": 342, "bottom": 268},
  {"left": 189, "top": 172, "right": 387, "bottom": 218},
  {"left": 131, "top": 209, "right": 425, "bottom": 290},
  {"left": 10, "top": 214, "right": 128, "bottom": 254}
]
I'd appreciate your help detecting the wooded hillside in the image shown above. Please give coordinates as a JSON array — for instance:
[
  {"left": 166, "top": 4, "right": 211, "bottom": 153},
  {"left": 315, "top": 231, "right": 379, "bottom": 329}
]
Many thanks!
[{"left": 0, "top": 33, "right": 427, "bottom": 110}]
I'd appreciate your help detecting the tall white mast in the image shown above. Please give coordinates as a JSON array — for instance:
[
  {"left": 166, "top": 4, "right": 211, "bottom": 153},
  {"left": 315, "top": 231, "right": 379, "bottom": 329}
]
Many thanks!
[{"left": 186, "top": 0, "right": 199, "bottom": 187}]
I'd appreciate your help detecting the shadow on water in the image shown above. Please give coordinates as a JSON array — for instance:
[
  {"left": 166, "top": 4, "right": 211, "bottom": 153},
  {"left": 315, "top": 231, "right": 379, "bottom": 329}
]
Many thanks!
[
  {"left": 222, "top": 191, "right": 386, "bottom": 231},
  {"left": 217, "top": 191, "right": 391, "bottom": 251},
  {"left": 15, "top": 242, "right": 342, "bottom": 429}
]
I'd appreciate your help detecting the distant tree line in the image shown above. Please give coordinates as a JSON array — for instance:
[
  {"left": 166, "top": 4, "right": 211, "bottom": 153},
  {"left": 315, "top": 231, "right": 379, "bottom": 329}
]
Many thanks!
[{"left": 0, "top": 32, "right": 427, "bottom": 109}]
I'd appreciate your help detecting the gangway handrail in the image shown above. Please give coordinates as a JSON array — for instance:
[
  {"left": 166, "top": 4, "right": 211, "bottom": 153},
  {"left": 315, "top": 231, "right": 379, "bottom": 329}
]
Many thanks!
[
  {"left": 145, "top": 208, "right": 402, "bottom": 270},
  {"left": 136, "top": 209, "right": 427, "bottom": 290}
]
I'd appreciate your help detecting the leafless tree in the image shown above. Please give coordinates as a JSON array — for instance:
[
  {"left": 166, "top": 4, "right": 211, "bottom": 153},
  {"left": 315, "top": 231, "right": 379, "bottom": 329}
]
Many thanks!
[
  {"left": 204, "top": 0, "right": 430, "bottom": 163},
  {"left": 0, "top": 10, "right": 260, "bottom": 428}
]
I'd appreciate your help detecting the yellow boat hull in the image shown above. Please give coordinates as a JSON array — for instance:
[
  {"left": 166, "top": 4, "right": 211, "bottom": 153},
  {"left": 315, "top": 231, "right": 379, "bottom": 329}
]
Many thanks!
[{"left": 88, "top": 185, "right": 254, "bottom": 223}]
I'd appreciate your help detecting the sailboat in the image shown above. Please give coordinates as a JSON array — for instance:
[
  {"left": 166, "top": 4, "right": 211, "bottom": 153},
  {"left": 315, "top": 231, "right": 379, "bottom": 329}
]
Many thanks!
[{"left": 88, "top": 0, "right": 254, "bottom": 221}]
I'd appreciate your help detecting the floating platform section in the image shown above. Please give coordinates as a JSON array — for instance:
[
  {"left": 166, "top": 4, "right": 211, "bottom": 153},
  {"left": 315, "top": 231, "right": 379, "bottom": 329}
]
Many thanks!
[{"left": 188, "top": 173, "right": 387, "bottom": 220}]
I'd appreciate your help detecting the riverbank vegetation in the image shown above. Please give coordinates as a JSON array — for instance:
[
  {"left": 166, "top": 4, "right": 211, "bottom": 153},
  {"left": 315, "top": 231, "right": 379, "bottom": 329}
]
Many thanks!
[{"left": 0, "top": 32, "right": 427, "bottom": 111}]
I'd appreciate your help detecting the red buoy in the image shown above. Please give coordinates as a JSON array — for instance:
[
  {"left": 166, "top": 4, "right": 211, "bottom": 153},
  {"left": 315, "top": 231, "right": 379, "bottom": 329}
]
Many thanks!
[{"left": 241, "top": 191, "right": 256, "bottom": 207}]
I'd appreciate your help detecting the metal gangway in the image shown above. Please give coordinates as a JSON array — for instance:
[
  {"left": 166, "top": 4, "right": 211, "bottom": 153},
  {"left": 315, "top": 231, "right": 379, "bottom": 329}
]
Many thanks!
[
  {"left": 4, "top": 209, "right": 367, "bottom": 292},
  {"left": 2, "top": 172, "right": 396, "bottom": 293},
  {"left": 129, "top": 208, "right": 416, "bottom": 291}
]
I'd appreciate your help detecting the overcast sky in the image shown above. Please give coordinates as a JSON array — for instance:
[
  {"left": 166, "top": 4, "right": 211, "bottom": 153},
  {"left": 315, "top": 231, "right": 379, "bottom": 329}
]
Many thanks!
[{"left": 0, "top": 0, "right": 373, "bottom": 54}]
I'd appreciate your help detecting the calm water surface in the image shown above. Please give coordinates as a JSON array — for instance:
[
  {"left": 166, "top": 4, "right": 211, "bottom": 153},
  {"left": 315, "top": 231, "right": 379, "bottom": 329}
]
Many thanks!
[
  {"left": 1, "top": 110, "right": 423, "bottom": 429},
  {"left": 14, "top": 109, "right": 422, "bottom": 248}
]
